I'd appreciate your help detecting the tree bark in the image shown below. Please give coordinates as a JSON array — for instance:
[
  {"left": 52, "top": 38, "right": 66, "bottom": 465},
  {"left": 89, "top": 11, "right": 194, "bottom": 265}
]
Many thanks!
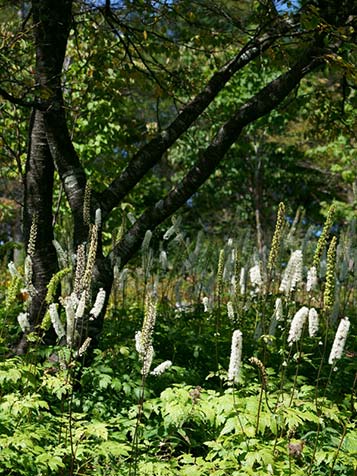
[
  {"left": 20, "top": 0, "right": 73, "bottom": 343},
  {"left": 21, "top": 110, "right": 57, "bottom": 345}
]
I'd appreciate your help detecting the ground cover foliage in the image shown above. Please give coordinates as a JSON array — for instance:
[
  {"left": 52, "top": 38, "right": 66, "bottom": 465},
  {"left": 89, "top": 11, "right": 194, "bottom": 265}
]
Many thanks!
[{"left": 0, "top": 205, "right": 356, "bottom": 475}]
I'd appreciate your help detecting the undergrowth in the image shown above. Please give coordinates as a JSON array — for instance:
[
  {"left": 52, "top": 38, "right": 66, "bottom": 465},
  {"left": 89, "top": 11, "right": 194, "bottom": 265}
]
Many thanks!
[{"left": 0, "top": 206, "right": 356, "bottom": 475}]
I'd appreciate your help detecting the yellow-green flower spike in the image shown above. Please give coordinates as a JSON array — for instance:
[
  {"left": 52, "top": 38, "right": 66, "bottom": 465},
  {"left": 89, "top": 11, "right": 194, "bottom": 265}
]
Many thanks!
[
  {"left": 83, "top": 182, "right": 92, "bottom": 226},
  {"left": 323, "top": 236, "right": 337, "bottom": 312},
  {"left": 27, "top": 212, "right": 38, "bottom": 258},
  {"left": 215, "top": 249, "right": 225, "bottom": 300},
  {"left": 45, "top": 267, "right": 72, "bottom": 304},
  {"left": 267, "top": 202, "right": 285, "bottom": 272},
  {"left": 40, "top": 310, "right": 52, "bottom": 331},
  {"left": 249, "top": 356, "right": 268, "bottom": 389},
  {"left": 5, "top": 275, "right": 22, "bottom": 311},
  {"left": 82, "top": 224, "right": 98, "bottom": 292}
]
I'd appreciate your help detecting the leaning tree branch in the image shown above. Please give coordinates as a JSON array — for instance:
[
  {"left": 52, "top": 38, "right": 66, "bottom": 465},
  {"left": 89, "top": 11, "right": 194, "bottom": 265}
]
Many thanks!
[
  {"left": 113, "top": 44, "right": 325, "bottom": 267},
  {"left": 0, "top": 86, "right": 44, "bottom": 109},
  {"left": 99, "top": 23, "right": 295, "bottom": 219}
]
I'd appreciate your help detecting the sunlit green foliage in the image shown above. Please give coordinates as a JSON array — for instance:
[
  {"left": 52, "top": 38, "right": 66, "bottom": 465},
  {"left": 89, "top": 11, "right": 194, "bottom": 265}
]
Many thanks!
[{"left": 0, "top": 207, "right": 356, "bottom": 475}]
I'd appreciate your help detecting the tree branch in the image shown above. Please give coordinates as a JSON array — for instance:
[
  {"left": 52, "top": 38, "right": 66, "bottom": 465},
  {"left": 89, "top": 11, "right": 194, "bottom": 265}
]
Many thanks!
[
  {"left": 113, "top": 45, "right": 324, "bottom": 267},
  {"left": 99, "top": 25, "right": 294, "bottom": 218},
  {"left": 0, "top": 87, "right": 43, "bottom": 109}
]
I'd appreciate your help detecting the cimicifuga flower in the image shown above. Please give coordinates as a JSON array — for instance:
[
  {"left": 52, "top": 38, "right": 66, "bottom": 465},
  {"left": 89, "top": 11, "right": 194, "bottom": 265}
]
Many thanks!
[
  {"left": 127, "top": 211, "right": 136, "bottom": 224},
  {"left": 135, "top": 331, "right": 144, "bottom": 354},
  {"left": 89, "top": 288, "right": 106, "bottom": 319},
  {"left": 328, "top": 317, "right": 350, "bottom": 365},
  {"left": 5, "top": 275, "right": 22, "bottom": 310},
  {"left": 83, "top": 182, "right": 91, "bottom": 226},
  {"left": 63, "top": 294, "right": 76, "bottom": 346},
  {"left": 117, "top": 268, "right": 129, "bottom": 290},
  {"left": 152, "top": 277, "right": 159, "bottom": 300},
  {"left": 82, "top": 224, "right": 98, "bottom": 291},
  {"left": 306, "top": 266, "right": 318, "bottom": 292},
  {"left": 49, "top": 303, "right": 65, "bottom": 340},
  {"left": 136, "top": 295, "right": 157, "bottom": 376},
  {"left": 95, "top": 208, "right": 102, "bottom": 227},
  {"left": 142, "top": 247, "right": 153, "bottom": 279},
  {"left": 287, "top": 306, "right": 309, "bottom": 345},
  {"left": 141, "top": 295, "right": 157, "bottom": 349},
  {"left": 163, "top": 216, "right": 182, "bottom": 240},
  {"left": 45, "top": 268, "right": 72, "bottom": 304},
  {"left": 17, "top": 312, "right": 31, "bottom": 333},
  {"left": 52, "top": 240, "right": 68, "bottom": 268},
  {"left": 24, "top": 255, "right": 33, "bottom": 290},
  {"left": 267, "top": 202, "right": 285, "bottom": 272},
  {"left": 279, "top": 250, "right": 303, "bottom": 294},
  {"left": 308, "top": 307, "right": 319, "bottom": 337},
  {"left": 74, "top": 243, "right": 86, "bottom": 296},
  {"left": 141, "top": 345, "right": 154, "bottom": 377},
  {"left": 249, "top": 356, "right": 268, "bottom": 389},
  {"left": 313, "top": 205, "right": 335, "bottom": 268},
  {"left": 274, "top": 297, "right": 283, "bottom": 321},
  {"left": 7, "top": 261, "right": 20, "bottom": 278},
  {"left": 159, "top": 250, "right": 168, "bottom": 271},
  {"left": 75, "top": 290, "right": 87, "bottom": 319},
  {"left": 239, "top": 267, "right": 246, "bottom": 295},
  {"left": 150, "top": 360, "right": 172, "bottom": 376},
  {"left": 142, "top": 229, "right": 152, "bottom": 250},
  {"left": 231, "top": 275, "right": 237, "bottom": 296},
  {"left": 227, "top": 301, "right": 235, "bottom": 321},
  {"left": 249, "top": 264, "right": 262, "bottom": 291},
  {"left": 228, "top": 330, "right": 243, "bottom": 383},
  {"left": 163, "top": 224, "right": 175, "bottom": 240},
  {"left": 202, "top": 296, "right": 209, "bottom": 312},
  {"left": 77, "top": 337, "right": 92, "bottom": 357},
  {"left": 231, "top": 249, "right": 239, "bottom": 295},
  {"left": 323, "top": 236, "right": 337, "bottom": 312},
  {"left": 27, "top": 213, "right": 38, "bottom": 257},
  {"left": 40, "top": 311, "right": 52, "bottom": 331},
  {"left": 215, "top": 249, "right": 225, "bottom": 299}
]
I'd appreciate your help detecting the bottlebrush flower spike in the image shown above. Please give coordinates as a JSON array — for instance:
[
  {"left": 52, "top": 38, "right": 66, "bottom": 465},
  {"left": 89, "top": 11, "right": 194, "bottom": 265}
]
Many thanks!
[
  {"left": 228, "top": 330, "right": 243, "bottom": 383},
  {"left": 287, "top": 306, "right": 309, "bottom": 345},
  {"left": 279, "top": 250, "right": 303, "bottom": 294},
  {"left": 306, "top": 266, "right": 318, "bottom": 292},
  {"left": 308, "top": 307, "right": 319, "bottom": 337},
  {"left": 150, "top": 360, "right": 172, "bottom": 376},
  {"left": 328, "top": 317, "right": 350, "bottom": 365}
]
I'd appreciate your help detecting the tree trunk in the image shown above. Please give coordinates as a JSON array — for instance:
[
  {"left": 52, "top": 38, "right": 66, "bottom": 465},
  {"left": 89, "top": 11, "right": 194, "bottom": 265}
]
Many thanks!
[
  {"left": 23, "top": 0, "right": 73, "bottom": 328},
  {"left": 23, "top": 0, "right": 113, "bottom": 352},
  {"left": 19, "top": 109, "right": 58, "bottom": 353},
  {"left": 19, "top": 0, "right": 72, "bottom": 346}
]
